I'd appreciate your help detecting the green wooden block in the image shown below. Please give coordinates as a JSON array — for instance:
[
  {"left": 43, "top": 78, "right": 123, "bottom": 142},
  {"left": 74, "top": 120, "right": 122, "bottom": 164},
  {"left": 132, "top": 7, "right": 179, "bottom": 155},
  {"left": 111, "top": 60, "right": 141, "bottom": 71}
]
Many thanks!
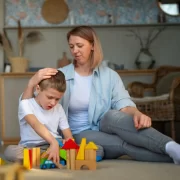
[
  {"left": 59, "top": 149, "right": 66, "bottom": 160},
  {"left": 40, "top": 157, "right": 47, "bottom": 165}
]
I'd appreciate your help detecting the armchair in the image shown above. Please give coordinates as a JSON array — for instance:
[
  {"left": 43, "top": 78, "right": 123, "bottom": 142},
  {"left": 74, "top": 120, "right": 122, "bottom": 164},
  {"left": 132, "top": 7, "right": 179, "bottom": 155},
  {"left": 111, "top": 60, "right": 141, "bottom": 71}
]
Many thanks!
[{"left": 127, "top": 66, "right": 180, "bottom": 139}]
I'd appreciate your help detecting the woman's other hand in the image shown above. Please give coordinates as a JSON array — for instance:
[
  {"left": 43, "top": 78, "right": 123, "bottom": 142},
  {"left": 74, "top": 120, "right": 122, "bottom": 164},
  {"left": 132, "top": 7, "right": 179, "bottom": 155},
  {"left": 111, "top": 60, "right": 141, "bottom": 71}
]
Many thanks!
[{"left": 133, "top": 110, "right": 152, "bottom": 130}]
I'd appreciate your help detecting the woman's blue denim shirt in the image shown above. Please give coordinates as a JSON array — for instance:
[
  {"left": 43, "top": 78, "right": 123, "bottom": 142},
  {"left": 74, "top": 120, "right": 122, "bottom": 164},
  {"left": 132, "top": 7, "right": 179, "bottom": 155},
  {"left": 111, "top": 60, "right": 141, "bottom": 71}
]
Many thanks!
[{"left": 59, "top": 64, "right": 136, "bottom": 131}]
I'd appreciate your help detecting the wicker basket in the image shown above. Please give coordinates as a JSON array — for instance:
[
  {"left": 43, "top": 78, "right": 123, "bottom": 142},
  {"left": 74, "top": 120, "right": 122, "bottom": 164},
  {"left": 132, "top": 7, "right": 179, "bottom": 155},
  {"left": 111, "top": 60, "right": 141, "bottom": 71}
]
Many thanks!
[{"left": 10, "top": 57, "right": 29, "bottom": 72}]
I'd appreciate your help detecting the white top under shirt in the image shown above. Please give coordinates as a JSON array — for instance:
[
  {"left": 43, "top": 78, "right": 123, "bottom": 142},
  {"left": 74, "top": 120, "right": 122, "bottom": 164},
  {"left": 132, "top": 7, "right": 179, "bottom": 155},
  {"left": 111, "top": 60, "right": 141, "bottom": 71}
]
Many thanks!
[
  {"left": 68, "top": 72, "right": 92, "bottom": 135},
  {"left": 18, "top": 98, "right": 69, "bottom": 147}
]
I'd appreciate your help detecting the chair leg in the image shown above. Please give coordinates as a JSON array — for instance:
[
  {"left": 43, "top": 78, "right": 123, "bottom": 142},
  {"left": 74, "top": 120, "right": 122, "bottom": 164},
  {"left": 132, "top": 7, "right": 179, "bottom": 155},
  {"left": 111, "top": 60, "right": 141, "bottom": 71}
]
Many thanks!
[{"left": 171, "top": 120, "right": 176, "bottom": 140}]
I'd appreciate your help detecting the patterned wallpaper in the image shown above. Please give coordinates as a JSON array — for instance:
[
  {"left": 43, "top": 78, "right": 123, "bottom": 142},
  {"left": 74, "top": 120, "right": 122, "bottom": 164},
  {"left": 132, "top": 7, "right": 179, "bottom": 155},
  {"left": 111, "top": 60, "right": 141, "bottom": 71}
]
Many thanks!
[{"left": 4, "top": 0, "right": 180, "bottom": 27}]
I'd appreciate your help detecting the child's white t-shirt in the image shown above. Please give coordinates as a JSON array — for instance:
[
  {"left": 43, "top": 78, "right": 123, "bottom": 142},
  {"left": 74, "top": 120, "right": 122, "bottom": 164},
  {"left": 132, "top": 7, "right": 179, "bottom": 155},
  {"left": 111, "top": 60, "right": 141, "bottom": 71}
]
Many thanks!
[{"left": 18, "top": 98, "right": 69, "bottom": 147}]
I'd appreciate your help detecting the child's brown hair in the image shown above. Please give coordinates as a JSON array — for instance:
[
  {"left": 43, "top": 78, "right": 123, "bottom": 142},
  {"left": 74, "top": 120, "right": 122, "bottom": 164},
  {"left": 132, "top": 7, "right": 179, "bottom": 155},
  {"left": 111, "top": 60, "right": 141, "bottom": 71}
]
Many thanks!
[{"left": 39, "top": 70, "right": 66, "bottom": 93}]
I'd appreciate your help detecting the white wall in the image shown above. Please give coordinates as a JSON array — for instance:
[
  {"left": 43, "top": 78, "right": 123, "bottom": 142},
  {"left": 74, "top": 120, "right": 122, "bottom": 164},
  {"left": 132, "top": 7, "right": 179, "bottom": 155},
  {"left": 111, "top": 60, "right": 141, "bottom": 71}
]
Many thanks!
[{"left": 4, "top": 25, "right": 180, "bottom": 70}]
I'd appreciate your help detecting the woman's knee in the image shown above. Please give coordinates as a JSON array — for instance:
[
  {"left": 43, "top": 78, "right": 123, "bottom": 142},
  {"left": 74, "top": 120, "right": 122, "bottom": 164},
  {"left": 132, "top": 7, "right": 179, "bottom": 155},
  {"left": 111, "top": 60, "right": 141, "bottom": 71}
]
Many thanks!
[
  {"left": 104, "top": 110, "right": 132, "bottom": 120},
  {"left": 101, "top": 110, "right": 133, "bottom": 125}
]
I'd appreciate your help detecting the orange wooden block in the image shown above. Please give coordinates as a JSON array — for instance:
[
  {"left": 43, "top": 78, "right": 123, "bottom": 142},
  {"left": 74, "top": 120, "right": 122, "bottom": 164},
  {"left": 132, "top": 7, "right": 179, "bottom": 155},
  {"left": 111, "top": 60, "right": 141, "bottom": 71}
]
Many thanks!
[
  {"left": 66, "top": 150, "right": 70, "bottom": 169},
  {"left": 36, "top": 147, "right": 41, "bottom": 166},
  {"left": 70, "top": 149, "right": 76, "bottom": 170},
  {"left": 32, "top": 148, "right": 37, "bottom": 168},
  {"left": 75, "top": 160, "right": 96, "bottom": 170}
]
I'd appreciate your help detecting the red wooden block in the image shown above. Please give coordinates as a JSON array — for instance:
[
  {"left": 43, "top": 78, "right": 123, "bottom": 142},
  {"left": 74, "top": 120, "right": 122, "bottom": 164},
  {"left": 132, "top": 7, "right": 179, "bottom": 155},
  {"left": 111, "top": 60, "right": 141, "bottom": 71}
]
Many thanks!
[
  {"left": 62, "top": 139, "right": 79, "bottom": 150},
  {"left": 29, "top": 149, "right": 32, "bottom": 169}
]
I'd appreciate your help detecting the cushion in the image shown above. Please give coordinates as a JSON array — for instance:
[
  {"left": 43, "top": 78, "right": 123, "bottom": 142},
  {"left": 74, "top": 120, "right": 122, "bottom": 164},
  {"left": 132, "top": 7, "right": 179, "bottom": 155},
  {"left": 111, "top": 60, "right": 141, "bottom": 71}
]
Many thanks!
[
  {"left": 131, "top": 93, "right": 169, "bottom": 103},
  {"left": 156, "top": 72, "right": 180, "bottom": 96}
]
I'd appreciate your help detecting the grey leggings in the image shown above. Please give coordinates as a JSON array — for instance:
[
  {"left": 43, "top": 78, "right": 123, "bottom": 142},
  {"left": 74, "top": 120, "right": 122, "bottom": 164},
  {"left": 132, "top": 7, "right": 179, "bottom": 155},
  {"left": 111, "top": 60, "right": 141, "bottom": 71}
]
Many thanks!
[{"left": 73, "top": 110, "right": 173, "bottom": 162}]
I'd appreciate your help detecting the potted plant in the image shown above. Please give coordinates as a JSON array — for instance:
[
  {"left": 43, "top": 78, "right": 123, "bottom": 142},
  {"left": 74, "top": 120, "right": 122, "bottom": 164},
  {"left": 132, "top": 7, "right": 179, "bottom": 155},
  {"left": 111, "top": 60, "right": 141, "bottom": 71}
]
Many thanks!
[
  {"left": 127, "top": 27, "right": 165, "bottom": 69},
  {"left": 0, "top": 20, "right": 43, "bottom": 72}
]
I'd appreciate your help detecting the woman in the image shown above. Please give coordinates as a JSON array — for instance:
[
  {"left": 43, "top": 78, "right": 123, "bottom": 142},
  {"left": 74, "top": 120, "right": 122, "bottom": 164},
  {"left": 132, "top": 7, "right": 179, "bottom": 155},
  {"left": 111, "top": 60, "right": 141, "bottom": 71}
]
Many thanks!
[{"left": 22, "top": 26, "right": 180, "bottom": 164}]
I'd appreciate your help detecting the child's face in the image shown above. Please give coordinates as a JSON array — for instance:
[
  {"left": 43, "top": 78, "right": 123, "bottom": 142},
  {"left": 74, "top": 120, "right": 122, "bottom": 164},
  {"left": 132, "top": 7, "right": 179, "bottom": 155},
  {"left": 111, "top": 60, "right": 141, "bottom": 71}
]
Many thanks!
[{"left": 35, "top": 86, "right": 64, "bottom": 110}]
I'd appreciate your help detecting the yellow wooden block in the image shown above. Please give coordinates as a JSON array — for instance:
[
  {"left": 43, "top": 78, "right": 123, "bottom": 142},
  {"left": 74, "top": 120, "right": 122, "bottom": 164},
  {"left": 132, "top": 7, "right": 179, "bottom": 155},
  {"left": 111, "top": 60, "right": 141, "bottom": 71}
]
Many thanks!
[
  {"left": 85, "top": 142, "right": 98, "bottom": 150},
  {"left": 0, "top": 158, "right": 5, "bottom": 165},
  {"left": 23, "top": 148, "right": 30, "bottom": 169},
  {"left": 76, "top": 138, "right": 86, "bottom": 160}
]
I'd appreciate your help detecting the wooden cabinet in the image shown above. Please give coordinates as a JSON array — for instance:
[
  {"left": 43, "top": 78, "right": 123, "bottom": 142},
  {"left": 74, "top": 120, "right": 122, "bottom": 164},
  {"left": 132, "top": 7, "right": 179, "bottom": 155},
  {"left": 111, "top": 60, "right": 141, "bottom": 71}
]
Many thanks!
[{"left": 0, "top": 73, "right": 34, "bottom": 145}]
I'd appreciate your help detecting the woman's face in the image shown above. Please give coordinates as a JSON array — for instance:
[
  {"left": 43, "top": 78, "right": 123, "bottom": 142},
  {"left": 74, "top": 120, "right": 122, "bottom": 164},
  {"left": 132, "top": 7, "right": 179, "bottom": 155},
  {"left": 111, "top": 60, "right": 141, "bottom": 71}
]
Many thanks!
[{"left": 68, "top": 35, "right": 93, "bottom": 66}]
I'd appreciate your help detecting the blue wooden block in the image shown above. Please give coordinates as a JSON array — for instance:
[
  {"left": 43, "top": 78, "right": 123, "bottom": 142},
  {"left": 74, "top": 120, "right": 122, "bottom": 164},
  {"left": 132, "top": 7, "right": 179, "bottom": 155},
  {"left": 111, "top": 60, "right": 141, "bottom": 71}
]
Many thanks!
[
  {"left": 96, "top": 155, "right": 102, "bottom": 162},
  {"left": 60, "top": 160, "right": 66, "bottom": 166},
  {"left": 56, "top": 138, "right": 63, "bottom": 147}
]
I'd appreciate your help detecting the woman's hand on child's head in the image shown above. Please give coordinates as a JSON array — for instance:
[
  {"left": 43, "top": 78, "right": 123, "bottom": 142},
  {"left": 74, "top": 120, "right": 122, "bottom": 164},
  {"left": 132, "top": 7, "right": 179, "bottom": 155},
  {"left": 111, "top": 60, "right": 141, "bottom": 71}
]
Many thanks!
[
  {"left": 47, "top": 140, "right": 60, "bottom": 164},
  {"left": 29, "top": 68, "right": 58, "bottom": 87}
]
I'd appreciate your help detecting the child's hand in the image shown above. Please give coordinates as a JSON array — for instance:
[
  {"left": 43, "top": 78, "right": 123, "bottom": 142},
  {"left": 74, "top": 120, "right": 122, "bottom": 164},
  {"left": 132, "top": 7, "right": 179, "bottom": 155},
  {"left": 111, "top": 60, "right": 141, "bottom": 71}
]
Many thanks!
[{"left": 47, "top": 140, "right": 59, "bottom": 164}]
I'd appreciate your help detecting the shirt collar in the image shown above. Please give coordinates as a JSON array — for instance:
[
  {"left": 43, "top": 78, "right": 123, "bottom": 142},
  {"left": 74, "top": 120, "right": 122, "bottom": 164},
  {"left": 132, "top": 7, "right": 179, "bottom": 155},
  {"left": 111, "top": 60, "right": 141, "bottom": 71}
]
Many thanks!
[{"left": 65, "top": 63, "right": 100, "bottom": 80}]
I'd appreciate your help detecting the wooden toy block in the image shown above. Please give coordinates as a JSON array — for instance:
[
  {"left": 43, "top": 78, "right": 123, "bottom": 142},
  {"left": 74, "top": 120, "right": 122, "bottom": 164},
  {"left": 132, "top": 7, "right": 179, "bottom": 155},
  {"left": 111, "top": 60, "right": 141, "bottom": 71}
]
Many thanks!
[
  {"left": 56, "top": 138, "right": 64, "bottom": 147},
  {"left": 30, "top": 147, "right": 41, "bottom": 168},
  {"left": 23, "top": 148, "right": 31, "bottom": 169},
  {"left": 0, "top": 158, "right": 5, "bottom": 165},
  {"left": 60, "top": 149, "right": 67, "bottom": 160},
  {"left": 85, "top": 149, "right": 96, "bottom": 161},
  {"left": 85, "top": 142, "right": 98, "bottom": 150},
  {"left": 76, "top": 138, "right": 86, "bottom": 160},
  {"left": 75, "top": 160, "right": 96, "bottom": 170},
  {"left": 66, "top": 150, "right": 70, "bottom": 169},
  {"left": 0, "top": 163, "right": 27, "bottom": 180},
  {"left": 16, "top": 168, "right": 25, "bottom": 180},
  {"left": 96, "top": 155, "right": 102, "bottom": 162},
  {"left": 40, "top": 158, "right": 47, "bottom": 165},
  {"left": 62, "top": 139, "right": 79, "bottom": 150},
  {"left": 70, "top": 149, "right": 76, "bottom": 170},
  {"left": 36, "top": 147, "right": 41, "bottom": 166},
  {"left": 29, "top": 149, "right": 32, "bottom": 169},
  {"left": 41, "top": 151, "right": 48, "bottom": 158},
  {"left": 32, "top": 148, "right": 37, "bottom": 167},
  {"left": 60, "top": 160, "right": 66, "bottom": 166}
]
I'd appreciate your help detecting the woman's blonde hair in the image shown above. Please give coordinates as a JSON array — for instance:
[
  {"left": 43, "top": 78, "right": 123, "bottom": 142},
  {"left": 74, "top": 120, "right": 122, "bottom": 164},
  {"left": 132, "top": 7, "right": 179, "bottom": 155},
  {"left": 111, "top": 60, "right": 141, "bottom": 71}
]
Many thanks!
[{"left": 67, "top": 26, "right": 103, "bottom": 69}]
